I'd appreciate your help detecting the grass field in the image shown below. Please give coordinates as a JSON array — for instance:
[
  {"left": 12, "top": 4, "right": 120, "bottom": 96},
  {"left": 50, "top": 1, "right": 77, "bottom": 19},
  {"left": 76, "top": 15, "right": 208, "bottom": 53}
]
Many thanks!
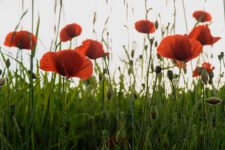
[{"left": 0, "top": 0, "right": 225, "bottom": 149}]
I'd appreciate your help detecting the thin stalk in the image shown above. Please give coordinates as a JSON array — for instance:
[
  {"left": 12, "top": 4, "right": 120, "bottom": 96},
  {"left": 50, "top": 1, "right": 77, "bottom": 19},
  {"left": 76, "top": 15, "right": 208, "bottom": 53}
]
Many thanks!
[
  {"left": 182, "top": 0, "right": 188, "bottom": 32},
  {"left": 61, "top": 77, "right": 66, "bottom": 150},
  {"left": 101, "top": 61, "right": 105, "bottom": 111}
]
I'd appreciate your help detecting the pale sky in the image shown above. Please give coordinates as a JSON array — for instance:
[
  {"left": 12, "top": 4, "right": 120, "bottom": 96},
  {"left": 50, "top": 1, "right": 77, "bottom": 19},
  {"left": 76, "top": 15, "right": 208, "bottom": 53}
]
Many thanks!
[{"left": 0, "top": 0, "right": 224, "bottom": 87}]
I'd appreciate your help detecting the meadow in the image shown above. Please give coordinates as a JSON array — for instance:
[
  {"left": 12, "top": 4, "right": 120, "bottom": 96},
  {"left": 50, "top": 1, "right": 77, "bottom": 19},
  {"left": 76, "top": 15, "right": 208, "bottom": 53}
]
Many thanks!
[{"left": 0, "top": 0, "right": 225, "bottom": 149}]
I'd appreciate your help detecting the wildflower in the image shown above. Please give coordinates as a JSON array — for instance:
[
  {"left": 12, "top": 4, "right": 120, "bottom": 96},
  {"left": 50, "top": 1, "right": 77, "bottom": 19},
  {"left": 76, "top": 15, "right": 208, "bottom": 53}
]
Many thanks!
[
  {"left": 192, "top": 62, "right": 215, "bottom": 77},
  {"left": 188, "top": 25, "right": 221, "bottom": 45},
  {"left": 193, "top": 10, "right": 212, "bottom": 22},
  {"left": 157, "top": 34, "right": 202, "bottom": 62},
  {"left": 135, "top": 20, "right": 156, "bottom": 34},
  {"left": 40, "top": 49, "right": 93, "bottom": 79},
  {"left": 75, "top": 39, "right": 109, "bottom": 59},
  {"left": 4, "top": 30, "right": 37, "bottom": 50},
  {"left": 60, "top": 23, "right": 82, "bottom": 42}
]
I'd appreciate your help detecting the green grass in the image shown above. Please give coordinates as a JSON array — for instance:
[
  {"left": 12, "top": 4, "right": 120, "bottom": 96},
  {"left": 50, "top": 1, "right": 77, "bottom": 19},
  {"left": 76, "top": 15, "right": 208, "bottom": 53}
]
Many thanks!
[{"left": 0, "top": 0, "right": 225, "bottom": 149}]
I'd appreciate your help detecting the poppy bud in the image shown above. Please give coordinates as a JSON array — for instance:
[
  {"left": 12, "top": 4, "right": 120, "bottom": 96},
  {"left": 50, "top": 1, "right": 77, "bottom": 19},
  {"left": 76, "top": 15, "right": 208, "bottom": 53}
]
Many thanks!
[
  {"left": 141, "top": 83, "right": 145, "bottom": 89},
  {"left": 198, "top": 67, "right": 203, "bottom": 75},
  {"left": 131, "top": 49, "right": 135, "bottom": 58},
  {"left": 167, "top": 70, "right": 173, "bottom": 81},
  {"left": 218, "top": 55, "right": 222, "bottom": 60},
  {"left": 205, "top": 97, "right": 222, "bottom": 105},
  {"left": 0, "top": 69, "right": 2, "bottom": 75},
  {"left": 201, "top": 68, "right": 208, "bottom": 84},
  {"left": 28, "top": 70, "right": 38, "bottom": 79},
  {"left": 155, "top": 66, "right": 162, "bottom": 74},
  {"left": 144, "top": 45, "right": 148, "bottom": 50},
  {"left": 150, "top": 107, "right": 158, "bottom": 120},
  {"left": 107, "top": 88, "right": 113, "bottom": 100},
  {"left": 5, "top": 59, "right": 10, "bottom": 68},
  {"left": 99, "top": 73, "right": 103, "bottom": 81},
  {"left": 154, "top": 41, "right": 158, "bottom": 47},
  {"left": 208, "top": 78, "right": 213, "bottom": 84},
  {"left": 103, "top": 68, "right": 108, "bottom": 74},
  {"left": 118, "top": 66, "right": 121, "bottom": 71},
  {"left": 155, "top": 20, "right": 159, "bottom": 29},
  {"left": 150, "top": 38, "right": 154, "bottom": 45},
  {"left": 139, "top": 55, "right": 143, "bottom": 59},
  {"left": 221, "top": 52, "right": 224, "bottom": 58},
  {"left": 0, "top": 78, "right": 6, "bottom": 87},
  {"left": 208, "top": 71, "right": 214, "bottom": 78},
  {"left": 129, "top": 60, "right": 133, "bottom": 66}
]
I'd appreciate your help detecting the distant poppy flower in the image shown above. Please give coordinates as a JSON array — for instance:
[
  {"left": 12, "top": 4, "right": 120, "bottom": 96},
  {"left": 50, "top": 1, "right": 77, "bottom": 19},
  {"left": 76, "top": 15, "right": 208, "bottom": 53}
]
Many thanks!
[
  {"left": 192, "top": 62, "right": 215, "bottom": 77},
  {"left": 75, "top": 39, "right": 109, "bottom": 59},
  {"left": 4, "top": 30, "right": 37, "bottom": 50},
  {"left": 193, "top": 10, "right": 212, "bottom": 22},
  {"left": 40, "top": 49, "right": 93, "bottom": 79},
  {"left": 135, "top": 20, "right": 156, "bottom": 34},
  {"left": 60, "top": 23, "right": 82, "bottom": 42},
  {"left": 157, "top": 34, "right": 202, "bottom": 62},
  {"left": 108, "top": 137, "right": 118, "bottom": 148},
  {"left": 188, "top": 25, "right": 220, "bottom": 45}
]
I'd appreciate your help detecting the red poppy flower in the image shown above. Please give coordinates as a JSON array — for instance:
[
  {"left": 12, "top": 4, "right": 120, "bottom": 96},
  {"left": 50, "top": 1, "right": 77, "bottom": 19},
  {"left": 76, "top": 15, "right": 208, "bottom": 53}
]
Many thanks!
[
  {"left": 108, "top": 137, "right": 118, "bottom": 148},
  {"left": 135, "top": 20, "right": 156, "bottom": 34},
  {"left": 60, "top": 23, "right": 82, "bottom": 42},
  {"left": 188, "top": 25, "right": 220, "bottom": 45},
  {"left": 40, "top": 49, "right": 93, "bottom": 79},
  {"left": 193, "top": 10, "right": 212, "bottom": 22},
  {"left": 157, "top": 34, "right": 202, "bottom": 62},
  {"left": 4, "top": 30, "right": 37, "bottom": 50},
  {"left": 75, "top": 39, "right": 109, "bottom": 59},
  {"left": 192, "top": 62, "right": 215, "bottom": 77}
]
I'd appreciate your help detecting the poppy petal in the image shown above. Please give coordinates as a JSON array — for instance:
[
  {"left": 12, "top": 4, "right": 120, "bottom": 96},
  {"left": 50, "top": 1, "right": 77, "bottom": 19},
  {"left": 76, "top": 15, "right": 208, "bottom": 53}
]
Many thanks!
[
  {"left": 193, "top": 10, "right": 212, "bottom": 22},
  {"left": 75, "top": 39, "right": 109, "bottom": 59},
  {"left": 60, "top": 23, "right": 82, "bottom": 42},
  {"left": 188, "top": 25, "right": 220, "bottom": 45},
  {"left": 188, "top": 38, "right": 203, "bottom": 61},
  {"left": 135, "top": 20, "right": 156, "bottom": 34},
  {"left": 40, "top": 52, "right": 57, "bottom": 72},
  {"left": 72, "top": 54, "right": 93, "bottom": 79}
]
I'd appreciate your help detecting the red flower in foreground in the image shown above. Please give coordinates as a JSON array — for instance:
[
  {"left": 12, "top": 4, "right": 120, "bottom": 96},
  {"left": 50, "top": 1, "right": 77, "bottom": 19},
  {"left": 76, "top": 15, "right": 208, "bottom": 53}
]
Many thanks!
[
  {"left": 40, "top": 49, "right": 93, "bottom": 79},
  {"left": 75, "top": 39, "right": 109, "bottom": 59},
  {"left": 188, "top": 25, "right": 221, "bottom": 45},
  {"left": 192, "top": 62, "right": 215, "bottom": 77},
  {"left": 157, "top": 34, "right": 202, "bottom": 62},
  {"left": 135, "top": 20, "right": 156, "bottom": 34},
  {"left": 60, "top": 23, "right": 82, "bottom": 42},
  {"left": 193, "top": 10, "right": 212, "bottom": 22},
  {"left": 4, "top": 30, "right": 37, "bottom": 50}
]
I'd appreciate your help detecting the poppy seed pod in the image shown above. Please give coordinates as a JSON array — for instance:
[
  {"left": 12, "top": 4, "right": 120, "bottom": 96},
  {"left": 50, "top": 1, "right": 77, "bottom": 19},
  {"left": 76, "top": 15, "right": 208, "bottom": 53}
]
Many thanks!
[
  {"left": 0, "top": 78, "right": 6, "bottom": 87},
  {"left": 208, "top": 71, "right": 214, "bottom": 78},
  {"left": 5, "top": 59, "right": 10, "bottom": 68},
  {"left": 208, "top": 78, "right": 213, "bottom": 84},
  {"left": 99, "top": 73, "right": 103, "bottom": 81},
  {"left": 155, "top": 66, "right": 162, "bottom": 74},
  {"left": 150, "top": 107, "right": 158, "bottom": 120},
  {"left": 201, "top": 68, "right": 208, "bottom": 84},
  {"left": 167, "top": 70, "right": 173, "bottom": 81},
  {"left": 155, "top": 20, "right": 159, "bottom": 29},
  {"left": 205, "top": 97, "right": 222, "bottom": 105},
  {"left": 107, "top": 88, "right": 113, "bottom": 100}
]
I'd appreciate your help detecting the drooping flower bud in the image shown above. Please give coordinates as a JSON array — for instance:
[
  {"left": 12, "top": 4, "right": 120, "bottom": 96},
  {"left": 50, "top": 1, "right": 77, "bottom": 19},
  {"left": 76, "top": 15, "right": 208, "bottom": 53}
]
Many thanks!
[
  {"left": 167, "top": 70, "right": 173, "bottom": 81},
  {"left": 155, "top": 66, "right": 162, "bottom": 74},
  {"left": 205, "top": 97, "right": 222, "bottom": 105},
  {"left": 0, "top": 78, "right": 6, "bottom": 87},
  {"left": 201, "top": 68, "right": 208, "bottom": 84}
]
